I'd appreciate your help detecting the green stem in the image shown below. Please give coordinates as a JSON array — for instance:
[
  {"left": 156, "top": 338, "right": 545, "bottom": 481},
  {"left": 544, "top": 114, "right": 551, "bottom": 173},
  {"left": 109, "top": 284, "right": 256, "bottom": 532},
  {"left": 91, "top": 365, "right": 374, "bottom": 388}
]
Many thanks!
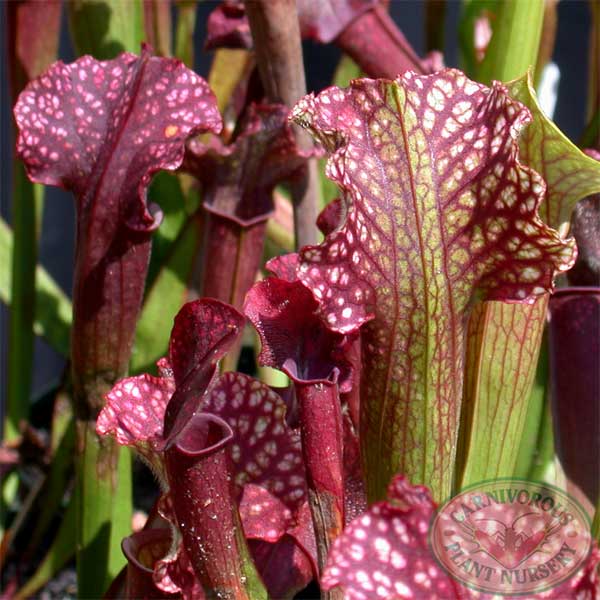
[
  {"left": 245, "top": 0, "right": 321, "bottom": 248},
  {"left": 76, "top": 422, "right": 131, "bottom": 598},
  {"left": 66, "top": 5, "right": 143, "bottom": 594},
  {"left": 5, "top": 164, "right": 44, "bottom": 442},
  {"left": 513, "top": 332, "right": 550, "bottom": 479},
  {"left": 175, "top": 1, "right": 197, "bottom": 68},
  {"left": 527, "top": 390, "right": 556, "bottom": 484},
  {"left": 478, "top": 0, "right": 544, "bottom": 84}
]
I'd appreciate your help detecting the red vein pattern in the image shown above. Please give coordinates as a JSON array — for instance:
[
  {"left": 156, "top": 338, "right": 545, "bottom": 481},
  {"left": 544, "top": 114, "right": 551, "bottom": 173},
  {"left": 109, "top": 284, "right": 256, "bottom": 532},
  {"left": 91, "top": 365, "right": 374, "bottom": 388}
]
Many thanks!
[
  {"left": 457, "top": 296, "right": 548, "bottom": 486},
  {"left": 457, "top": 76, "right": 600, "bottom": 489},
  {"left": 508, "top": 75, "right": 600, "bottom": 232},
  {"left": 291, "top": 70, "right": 575, "bottom": 501}
]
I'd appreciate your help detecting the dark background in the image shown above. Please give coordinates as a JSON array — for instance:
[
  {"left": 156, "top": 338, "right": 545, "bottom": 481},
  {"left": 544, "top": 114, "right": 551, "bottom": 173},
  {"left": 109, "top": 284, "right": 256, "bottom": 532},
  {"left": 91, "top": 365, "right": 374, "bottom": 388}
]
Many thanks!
[{"left": 0, "top": 1, "right": 593, "bottom": 417}]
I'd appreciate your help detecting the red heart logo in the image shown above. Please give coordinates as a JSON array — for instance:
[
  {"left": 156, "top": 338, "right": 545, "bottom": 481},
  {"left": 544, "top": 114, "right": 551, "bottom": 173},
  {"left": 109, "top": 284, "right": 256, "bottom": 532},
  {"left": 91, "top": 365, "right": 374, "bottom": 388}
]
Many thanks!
[{"left": 471, "top": 517, "right": 549, "bottom": 569}]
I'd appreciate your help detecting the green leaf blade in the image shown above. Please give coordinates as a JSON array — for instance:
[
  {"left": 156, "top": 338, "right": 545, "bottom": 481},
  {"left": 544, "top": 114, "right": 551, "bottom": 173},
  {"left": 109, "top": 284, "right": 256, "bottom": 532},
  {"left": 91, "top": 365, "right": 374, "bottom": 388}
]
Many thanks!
[{"left": 0, "top": 217, "right": 72, "bottom": 357}]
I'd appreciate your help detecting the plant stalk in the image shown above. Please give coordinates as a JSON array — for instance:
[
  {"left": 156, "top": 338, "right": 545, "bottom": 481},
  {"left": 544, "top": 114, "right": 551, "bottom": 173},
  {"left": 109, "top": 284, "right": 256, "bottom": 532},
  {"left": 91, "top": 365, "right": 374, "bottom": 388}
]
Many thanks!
[
  {"left": 296, "top": 382, "right": 345, "bottom": 577},
  {"left": 534, "top": 0, "right": 558, "bottom": 85},
  {"left": 142, "top": 0, "right": 172, "bottom": 57},
  {"left": 425, "top": 0, "right": 446, "bottom": 52},
  {"left": 336, "top": 4, "right": 427, "bottom": 79},
  {"left": 4, "top": 0, "right": 61, "bottom": 442},
  {"left": 5, "top": 165, "right": 43, "bottom": 442},
  {"left": 245, "top": 0, "right": 320, "bottom": 248},
  {"left": 66, "top": 7, "right": 147, "bottom": 591},
  {"left": 175, "top": 0, "right": 196, "bottom": 67},
  {"left": 478, "top": 0, "right": 544, "bottom": 84},
  {"left": 165, "top": 414, "right": 267, "bottom": 599},
  {"left": 76, "top": 421, "right": 132, "bottom": 597},
  {"left": 200, "top": 211, "right": 269, "bottom": 312}
]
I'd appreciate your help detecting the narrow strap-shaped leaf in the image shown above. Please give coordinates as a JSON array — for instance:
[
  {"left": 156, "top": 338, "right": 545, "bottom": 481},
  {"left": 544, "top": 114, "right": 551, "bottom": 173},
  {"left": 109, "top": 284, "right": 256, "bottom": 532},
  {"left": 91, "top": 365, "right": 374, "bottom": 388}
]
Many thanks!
[
  {"left": 14, "top": 495, "right": 76, "bottom": 600},
  {"left": 5, "top": 0, "right": 61, "bottom": 443},
  {"left": 25, "top": 410, "right": 75, "bottom": 558},
  {"left": 145, "top": 171, "right": 189, "bottom": 289},
  {"left": 0, "top": 217, "right": 72, "bottom": 357},
  {"left": 174, "top": 1, "right": 197, "bottom": 67},
  {"left": 6, "top": 169, "right": 45, "bottom": 440},
  {"left": 292, "top": 71, "right": 574, "bottom": 502},
  {"left": 4, "top": 0, "right": 60, "bottom": 518},
  {"left": 207, "top": 48, "right": 254, "bottom": 118}
]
